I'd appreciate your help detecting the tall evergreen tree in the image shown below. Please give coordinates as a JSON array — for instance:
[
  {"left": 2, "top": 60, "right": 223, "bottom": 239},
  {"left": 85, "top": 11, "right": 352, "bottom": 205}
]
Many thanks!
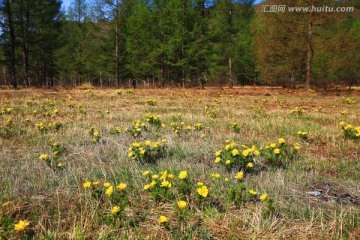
[{"left": 0, "top": 0, "right": 18, "bottom": 88}]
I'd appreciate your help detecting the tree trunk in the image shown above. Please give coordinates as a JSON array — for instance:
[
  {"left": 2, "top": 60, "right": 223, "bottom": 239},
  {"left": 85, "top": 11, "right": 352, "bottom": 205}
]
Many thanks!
[
  {"left": 5, "top": 0, "right": 17, "bottom": 89},
  {"left": 199, "top": 1, "right": 205, "bottom": 89},
  {"left": 305, "top": 12, "right": 313, "bottom": 90},
  {"left": 228, "top": 56, "right": 233, "bottom": 88},
  {"left": 115, "top": 0, "right": 120, "bottom": 88},
  {"left": 181, "top": 44, "right": 185, "bottom": 88},
  {"left": 20, "top": 0, "right": 30, "bottom": 87},
  {"left": 227, "top": 3, "right": 234, "bottom": 89},
  {"left": 3, "top": 66, "right": 7, "bottom": 85}
]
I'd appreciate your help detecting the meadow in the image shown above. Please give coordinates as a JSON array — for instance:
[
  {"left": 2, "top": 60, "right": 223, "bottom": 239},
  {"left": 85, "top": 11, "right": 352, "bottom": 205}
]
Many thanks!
[{"left": 0, "top": 87, "right": 359, "bottom": 239}]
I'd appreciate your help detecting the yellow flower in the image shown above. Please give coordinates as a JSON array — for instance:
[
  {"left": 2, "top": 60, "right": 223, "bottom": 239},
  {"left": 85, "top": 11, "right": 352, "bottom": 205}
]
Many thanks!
[
  {"left": 249, "top": 189, "right": 257, "bottom": 195},
  {"left": 246, "top": 162, "right": 253, "bottom": 168},
  {"left": 177, "top": 200, "right": 187, "bottom": 210},
  {"left": 139, "top": 148, "right": 145, "bottom": 155},
  {"left": 242, "top": 149, "right": 250, "bottom": 157},
  {"left": 161, "top": 181, "right": 171, "bottom": 188},
  {"left": 260, "top": 193, "right": 268, "bottom": 201},
  {"left": 83, "top": 181, "right": 91, "bottom": 188},
  {"left": 215, "top": 157, "right": 221, "bottom": 163},
  {"left": 132, "top": 142, "right": 141, "bottom": 148},
  {"left": 57, "top": 163, "right": 63, "bottom": 168},
  {"left": 152, "top": 174, "right": 159, "bottom": 180},
  {"left": 274, "top": 148, "right": 281, "bottom": 154},
  {"left": 294, "top": 143, "right": 301, "bottom": 150},
  {"left": 143, "top": 170, "right": 150, "bottom": 176},
  {"left": 14, "top": 220, "right": 30, "bottom": 231},
  {"left": 339, "top": 121, "right": 346, "bottom": 126},
  {"left": 167, "top": 174, "right": 175, "bottom": 179},
  {"left": 344, "top": 124, "right": 353, "bottom": 130},
  {"left": 225, "top": 160, "right": 231, "bottom": 165},
  {"left": 92, "top": 181, "right": 100, "bottom": 186},
  {"left": 211, "top": 173, "right": 220, "bottom": 179},
  {"left": 197, "top": 182, "right": 204, "bottom": 187},
  {"left": 128, "top": 151, "right": 133, "bottom": 157},
  {"left": 145, "top": 140, "right": 151, "bottom": 146},
  {"left": 234, "top": 171, "right": 244, "bottom": 179},
  {"left": 103, "top": 182, "right": 111, "bottom": 188},
  {"left": 224, "top": 177, "right": 229, "bottom": 182},
  {"left": 2, "top": 201, "right": 12, "bottom": 207},
  {"left": 143, "top": 184, "right": 150, "bottom": 190},
  {"left": 231, "top": 149, "right": 239, "bottom": 156},
  {"left": 215, "top": 150, "right": 222, "bottom": 157},
  {"left": 159, "top": 215, "right": 168, "bottom": 223},
  {"left": 253, "top": 150, "right": 260, "bottom": 156},
  {"left": 197, "top": 185, "right": 209, "bottom": 198},
  {"left": 39, "top": 154, "right": 49, "bottom": 161},
  {"left": 270, "top": 143, "right": 276, "bottom": 148},
  {"left": 116, "top": 183, "right": 127, "bottom": 191},
  {"left": 105, "top": 186, "right": 114, "bottom": 196},
  {"left": 278, "top": 138, "right": 286, "bottom": 144},
  {"left": 111, "top": 206, "right": 120, "bottom": 215},
  {"left": 178, "top": 171, "right": 188, "bottom": 179},
  {"left": 149, "top": 181, "right": 156, "bottom": 187},
  {"left": 160, "top": 171, "right": 168, "bottom": 180}
]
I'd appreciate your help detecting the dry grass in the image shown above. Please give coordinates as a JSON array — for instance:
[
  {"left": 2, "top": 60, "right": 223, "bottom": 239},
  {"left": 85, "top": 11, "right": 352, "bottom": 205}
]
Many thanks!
[{"left": 0, "top": 87, "right": 360, "bottom": 239}]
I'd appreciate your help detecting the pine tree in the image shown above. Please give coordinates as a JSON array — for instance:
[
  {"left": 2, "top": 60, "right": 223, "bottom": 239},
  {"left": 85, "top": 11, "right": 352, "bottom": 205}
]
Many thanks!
[{"left": 0, "top": 0, "right": 18, "bottom": 88}]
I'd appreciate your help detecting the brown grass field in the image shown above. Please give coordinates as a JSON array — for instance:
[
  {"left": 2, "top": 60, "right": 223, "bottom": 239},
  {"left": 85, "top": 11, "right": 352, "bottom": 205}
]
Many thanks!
[{"left": 0, "top": 87, "right": 360, "bottom": 239}]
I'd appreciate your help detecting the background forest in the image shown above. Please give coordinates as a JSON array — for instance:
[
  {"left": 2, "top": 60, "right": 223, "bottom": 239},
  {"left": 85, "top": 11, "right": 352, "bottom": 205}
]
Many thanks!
[{"left": 0, "top": 0, "right": 359, "bottom": 89}]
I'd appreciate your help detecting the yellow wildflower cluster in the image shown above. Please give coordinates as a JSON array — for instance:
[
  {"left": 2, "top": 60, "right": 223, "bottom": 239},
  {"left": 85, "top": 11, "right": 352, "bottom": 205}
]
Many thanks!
[
  {"left": 38, "top": 143, "right": 65, "bottom": 170},
  {"left": 170, "top": 121, "right": 204, "bottom": 135},
  {"left": 35, "top": 121, "right": 62, "bottom": 132},
  {"left": 88, "top": 126, "right": 101, "bottom": 143},
  {"left": 0, "top": 107, "right": 13, "bottom": 115},
  {"left": 297, "top": 131, "right": 308, "bottom": 141},
  {"left": 204, "top": 104, "right": 217, "bottom": 118},
  {"left": 264, "top": 138, "right": 301, "bottom": 167},
  {"left": 170, "top": 121, "right": 184, "bottom": 134},
  {"left": 146, "top": 99, "right": 157, "bottom": 106},
  {"left": 231, "top": 122, "right": 240, "bottom": 133},
  {"left": 194, "top": 122, "right": 203, "bottom": 131},
  {"left": 83, "top": 180, "right": 127, "bottom": 197},
  {"left": 228, "top": 170, "right": 270, "bottom": 207},
  {"left": 126, "top": 120, "right": 147, "bottom": 137},
  {"left": 145, "top": 113, "right": 164, "bottom": 127},
  {"left": 128, "top": 139, "right": 167, "bottom": 163},
  {"left": 214, "top": 140, "right": 259, "bottom": 171},
  {"left": 343, "top": 97, "right": 357, "bottom": 105},
  {"left": 290, "top": 106, "right": 305, "bottom": 115},
  {"left": 340, "top": 121, "right": 360, "bottom": 139}
]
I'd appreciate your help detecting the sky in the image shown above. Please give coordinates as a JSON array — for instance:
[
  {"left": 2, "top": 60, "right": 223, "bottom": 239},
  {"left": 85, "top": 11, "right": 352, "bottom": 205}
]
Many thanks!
[
  {"left": 62, "top": 0, "right": 71, "bottom": 9},
  {"left": 62, "top": 0, "right": 264, "bottom": 9}
]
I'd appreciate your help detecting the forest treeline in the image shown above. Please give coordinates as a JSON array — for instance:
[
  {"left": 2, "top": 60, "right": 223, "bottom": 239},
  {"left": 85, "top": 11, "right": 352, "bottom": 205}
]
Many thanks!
[{"left": 0, "top": 0, "right": 359, "bottom": 89}]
